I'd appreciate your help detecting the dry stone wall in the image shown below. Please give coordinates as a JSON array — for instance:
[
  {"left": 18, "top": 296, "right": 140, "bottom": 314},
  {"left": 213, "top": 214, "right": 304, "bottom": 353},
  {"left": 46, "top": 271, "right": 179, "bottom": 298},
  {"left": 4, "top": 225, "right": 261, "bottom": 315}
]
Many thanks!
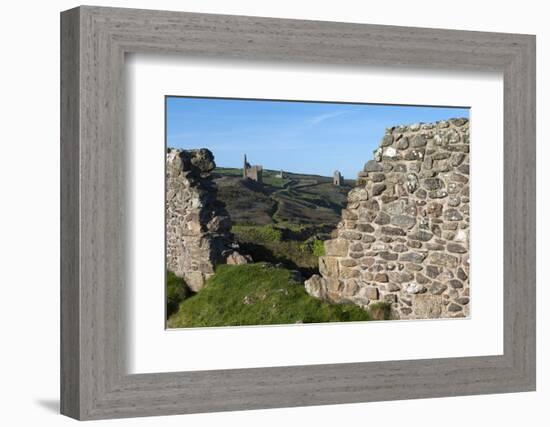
[
  {"left": 305, "top": 118, "right": 470, "bottom": 319},
  {"left": 166, "top": 148, "right": 247, "bottom": 292}
]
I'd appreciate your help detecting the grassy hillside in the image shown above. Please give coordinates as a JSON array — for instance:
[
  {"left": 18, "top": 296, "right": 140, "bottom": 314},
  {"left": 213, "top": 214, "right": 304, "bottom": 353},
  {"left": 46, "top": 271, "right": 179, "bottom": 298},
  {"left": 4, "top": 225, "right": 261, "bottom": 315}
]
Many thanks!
[
  {"left": 212, "top": 167, "right": 354, "bottom": 276},
  {"left": 213, "top": 167, "right": 354, "bottom": 226},
  {"left": 167, "top": 263, "right": 390, "bottom": 328}
]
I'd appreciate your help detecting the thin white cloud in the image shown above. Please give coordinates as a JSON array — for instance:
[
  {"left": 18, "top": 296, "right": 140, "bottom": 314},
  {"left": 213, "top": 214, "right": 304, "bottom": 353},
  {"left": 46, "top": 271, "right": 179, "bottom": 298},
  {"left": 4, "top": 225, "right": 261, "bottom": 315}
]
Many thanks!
[{"left": 307, "top": 111, "right": 348, "bottom": 126}]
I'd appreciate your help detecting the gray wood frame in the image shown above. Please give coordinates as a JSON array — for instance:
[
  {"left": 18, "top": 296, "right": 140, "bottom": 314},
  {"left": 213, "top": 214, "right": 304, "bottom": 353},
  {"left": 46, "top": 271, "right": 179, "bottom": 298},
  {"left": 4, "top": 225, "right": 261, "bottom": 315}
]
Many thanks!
[{"left": 60, "top": 5, "right": 536, "bottom": 420}]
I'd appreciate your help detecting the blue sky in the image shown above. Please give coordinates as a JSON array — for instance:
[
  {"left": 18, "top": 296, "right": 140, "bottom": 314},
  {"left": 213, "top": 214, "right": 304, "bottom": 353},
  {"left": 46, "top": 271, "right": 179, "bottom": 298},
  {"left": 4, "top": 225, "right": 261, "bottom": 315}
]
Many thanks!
[{"left": 166, "top": 97, "right": 469, "bottom": 178}]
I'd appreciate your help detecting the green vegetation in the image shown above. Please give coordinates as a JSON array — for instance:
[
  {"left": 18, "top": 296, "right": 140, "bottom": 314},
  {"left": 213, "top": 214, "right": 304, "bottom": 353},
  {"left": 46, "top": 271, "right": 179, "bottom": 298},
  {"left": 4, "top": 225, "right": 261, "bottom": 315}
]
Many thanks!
[
  {"left": 232, "top": 224, "right": 283, "bottom": 243},
  {"left": 368, "top": 302, "right": 393, "bottom": 321},
  {"left": 167, "top": 263, "right": 374, "bottom": 328},
  {"left": 166, "top": 270, "right": 192, "bottom": 317},
  {"left": 232, "top": 224, "right": 327, "bottom": 276},
  {"left": 311, "top": 239, "right": 326, "bottom": 257}
]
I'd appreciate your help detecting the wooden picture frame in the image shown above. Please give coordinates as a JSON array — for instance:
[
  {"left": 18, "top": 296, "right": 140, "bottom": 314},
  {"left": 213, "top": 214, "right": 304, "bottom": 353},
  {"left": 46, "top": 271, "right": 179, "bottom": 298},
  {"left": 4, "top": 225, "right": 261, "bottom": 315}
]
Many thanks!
[{"left": 60, "top": 5, "right": 536, "bottom": 420}]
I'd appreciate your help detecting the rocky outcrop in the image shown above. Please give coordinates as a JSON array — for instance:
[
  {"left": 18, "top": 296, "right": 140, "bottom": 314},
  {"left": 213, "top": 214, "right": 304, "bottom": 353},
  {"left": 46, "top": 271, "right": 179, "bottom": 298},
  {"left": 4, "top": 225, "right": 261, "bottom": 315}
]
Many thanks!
[
  {"left": 305, "top": 118, "right": 470, "bottom": 319},
  {"left": 166, "top": 148, "right": 248, "bottom": 291}
]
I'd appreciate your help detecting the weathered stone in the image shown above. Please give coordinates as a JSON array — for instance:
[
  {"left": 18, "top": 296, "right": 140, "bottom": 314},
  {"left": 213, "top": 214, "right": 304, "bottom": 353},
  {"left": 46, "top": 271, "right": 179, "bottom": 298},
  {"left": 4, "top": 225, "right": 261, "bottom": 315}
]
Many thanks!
[
  {"left": 422, "top": 178, "right": 443, "bottom": 190},
  {"left": 411, "top": 134, "right": 427, "bottom": 147},
  {"left": 408, "top": 230, "right": 433, "bottom": 242},
  {"left": 416, "top": 273, "right": 430, "bottom": 284},
  {"left": 226, "top": 251, "right": 251, "bottom": 265},
  {"left": 406, "top": 283, "right": 426, "bottom": 294},
  {"left": 397, "top": 136, "right": 409, "bottom": 150},
  {"left": 392, "top": 244, "right": 408, "bottom": 253},
  {"left": 339, "top": 230, "right": 363, "bottom": 240},
  {"left": 448, "top": 279, "right": 464, "bottom": 289},
  {"left": 454, "top": 229, "right": 468, "bottom": 242},
  {"left": 425, "top": 265, "right": 441, "bottom": 279},
  {"left": 339, "top": 259, "right": 358, "bottom": 267},
  {"left": 426, "top": 202, "right": 443, "bottom": 218},
  {"left": 381, "top": 134, "right": 394, "bottom": 147},
  {"left": 379, "top": 251, "right": 398, "bottom": 261},
  {"left": 457, "top": 267, "right": 468, "bottom": 280},
  {"left": 428, "top": 252, "right": 459, "bottom": 268},
  {"left": 429, "top": 281, "right": 447, "bottom": 295},
  {"left": 423, "top": 156, "right": 433, "bottom": 170},
  {"left": 381, "top": 226, "right": 406, "bottom": 236},
  {"left": 374, "top": 273, "right": 389, "bottom": 282},
  {"left": 374, "top": 211, "right": 391, "bottom": 225},
  {"left": 432, "top": 152, "right": 450, "bottom": 160},
  {"left": 382, "top": 147, "right": 398, "bottom": 158},
  {"left": 399, "top": 251, "right": 428, "bottom": 263},
  {"left": 444, "top": 208, "right": 463, "bottom": 221},
  {"left": 349, "top": 242, "right": 363, "bottom": 252},
  {"left": 364, "top": 160, "right": 383, "bottom": 172},
  {"left": 407, "top": 240, "right": 423, "bottom": 249},
  {"left": 450, "top": 152, "right": 466, "bottom": 167},
  {"left": 341, "top": 209, "right": 358, "bottom": 220},
  {"left": 448, "top": 195, "right": 461, "bottom": 207},
  {"left": 390, "top": 215, "right": 416, "bottom": 229},
  {"left": 362, "top": 257, "right": 376, "bottom": 267},
  {"left": 450, "top": 118, "right": 468, "bottom": 126},
  {"left": 456, "top": 297, "right": 470, "bottom": 305},
  {"left": 319, "top": 256, "right": 339, "bottom": 277},
  {"left": 348, "top": 187, "right": 369, "bottom": 202},
  {"left": 356, "top": 223, "right": 375, "bottom": 233},
  {"left": 387, "top": 283, "right": 401, "bottom": 292},
  {"left": 447, "top": 243, "right": 467, "bottom": 253},
  {"left": 339, "top": 266, "right": 360, "bottom": 279},
  {"left": 416, "top": 189, "right": 427, "bottom": 199},
  {"left": 372, "top": 183, "right": 387, "bottom": 196},
  {"left": 406, "top": 173, "right": 419, "bottom": 193},
  {"left": 403, "top": 149, "right": 425, "bottom": 161},
  {"left": 304, "top": 275, "right": 327, "bottom": 299},
  {"left": 447, "top": 303, "right": 463, "bottom": 312},
  {"left": 414, "top": 294, "right": 443, "bottom": 318},
  {"left": 384, "top": 293, "right": 398, "bottom": 303},
  {"left": 424, "top": 243, "right": 442, "bottom": 251},
  {"left": 428, "top": 190, "right": 448, "bottom": 199},
  {"left": 362, "top": 234, "right": 376, "bottom": 243},
  {"left": 458, "top": 163, "right": 470, "bottom": 175},
  {"left": 365, "top": 287, "right": 379, "bottom": 300},
  {"left": 324, "top": 239, "right": 349, "bottom": 256},
  {"left": 371, "top": 173, "right": 386, "bottom": 182}
]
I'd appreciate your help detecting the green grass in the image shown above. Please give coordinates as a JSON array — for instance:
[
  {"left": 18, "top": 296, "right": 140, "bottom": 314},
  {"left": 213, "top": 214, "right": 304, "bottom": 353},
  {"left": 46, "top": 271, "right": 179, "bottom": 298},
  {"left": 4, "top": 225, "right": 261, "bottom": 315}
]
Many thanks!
[
  {"left": 167, "top": 263, "right": 373, "bottom": 328},
  {"left": 232, "top": 224, "right": 283, "bottom": 243}
]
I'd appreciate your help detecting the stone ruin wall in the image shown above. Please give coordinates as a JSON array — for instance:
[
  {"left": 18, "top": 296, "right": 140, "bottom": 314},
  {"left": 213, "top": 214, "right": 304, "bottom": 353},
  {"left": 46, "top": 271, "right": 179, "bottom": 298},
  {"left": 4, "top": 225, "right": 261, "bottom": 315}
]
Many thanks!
[
  {"left": 166, "top": 148, "right": 247, "bottom": 292},
  {"left": 305, "top": 118, "right": 470, "bottom": 319}
]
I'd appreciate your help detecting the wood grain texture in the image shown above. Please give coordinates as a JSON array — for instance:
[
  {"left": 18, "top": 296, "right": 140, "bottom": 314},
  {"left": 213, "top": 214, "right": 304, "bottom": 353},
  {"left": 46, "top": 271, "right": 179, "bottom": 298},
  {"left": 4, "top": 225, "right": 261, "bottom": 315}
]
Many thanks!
[
  {"left": 60, "top": 7, "right": 80, "bottom": 419},
  {"left": 60, "top": 6, "right": 536, "bottom": 420}
]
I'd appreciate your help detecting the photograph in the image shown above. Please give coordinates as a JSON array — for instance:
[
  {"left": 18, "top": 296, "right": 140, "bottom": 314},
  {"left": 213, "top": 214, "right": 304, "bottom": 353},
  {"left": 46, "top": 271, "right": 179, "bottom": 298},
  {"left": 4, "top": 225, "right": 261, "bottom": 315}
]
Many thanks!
[{"left": 165, "top": 97, "right": 471, "bottom": 327}]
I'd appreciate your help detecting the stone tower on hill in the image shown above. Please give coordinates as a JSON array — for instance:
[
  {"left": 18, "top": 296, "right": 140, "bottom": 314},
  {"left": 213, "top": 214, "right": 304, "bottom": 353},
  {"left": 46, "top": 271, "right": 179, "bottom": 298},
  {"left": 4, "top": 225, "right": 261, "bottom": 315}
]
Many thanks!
[
  {"left": 333, "top": 170, "right": 343, "bottom": 186},
  {"left": 243, "top": 154, "right": 263, "bottom": 183}
]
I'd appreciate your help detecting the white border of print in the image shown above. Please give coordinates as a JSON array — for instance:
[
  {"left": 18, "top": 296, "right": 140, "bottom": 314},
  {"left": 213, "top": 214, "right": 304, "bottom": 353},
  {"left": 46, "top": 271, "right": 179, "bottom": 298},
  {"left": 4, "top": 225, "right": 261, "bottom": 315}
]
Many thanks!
[{"left": 126, "top": 54, "right": 503, "bottom": 374}]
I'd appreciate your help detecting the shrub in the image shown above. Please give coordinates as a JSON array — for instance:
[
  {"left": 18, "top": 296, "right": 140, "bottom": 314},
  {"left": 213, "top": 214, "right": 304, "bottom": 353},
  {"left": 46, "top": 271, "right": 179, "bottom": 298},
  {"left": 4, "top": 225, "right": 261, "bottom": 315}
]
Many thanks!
[
  {"left": 368, "top": 302, "right": 392, "bottom": 321},
  {"left": 311, "top": 239, "right": 326, "bottom": 257},
  {"left": 166, "top": 270, "right": 192, "bottom": 318}
]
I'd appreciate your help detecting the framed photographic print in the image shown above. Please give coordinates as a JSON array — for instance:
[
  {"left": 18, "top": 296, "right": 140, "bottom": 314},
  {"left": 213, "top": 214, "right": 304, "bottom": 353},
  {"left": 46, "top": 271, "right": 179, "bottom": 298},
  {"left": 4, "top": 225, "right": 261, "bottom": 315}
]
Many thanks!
[{"left": 61, "top": 6, "right": 536, "bottom": 420}]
